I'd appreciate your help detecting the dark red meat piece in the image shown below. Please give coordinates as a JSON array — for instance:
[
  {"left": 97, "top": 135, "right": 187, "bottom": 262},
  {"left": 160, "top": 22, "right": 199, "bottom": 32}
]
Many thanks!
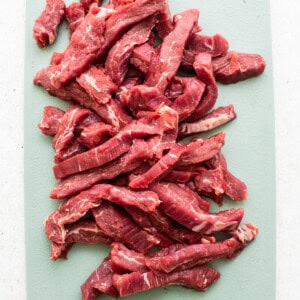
[
  {"left": 53, "top": 106, "right": 177, "bottom": 179},
  {"left": 98, "top": 0, "right": 168, "bottom": 62},
  {"left": 33, "top": 0, "right": 66, "bottom": 48},
  {"left": 93, "top": 202, "right": 159, "bottom": 253},
  {"left": 55, "top": 139, "right": 87, "bottom": 163},
  {"left": 50, "top": 138, "right": 149, "bottom": 199},
  {"left": 113, "top": 265, "right": 220, "bottom": 297},
  {"left": 38, "top": 106, "right": 65, "bottom": 136},
  {"left": 129, "top": 143, "right": 187, "bottom": 189},
  {"left": 81, "top": 257, "right": 118, "bottom": 300},
  {"left": 145, "top": 9, "right": 199, "bottom": 92},
  {"left": 105, "top": 15, "right": 157, "bottom": 85},
  {"left": 66, "top": 3, "right": 85, "bottom": 35},
  {"left": 41, "top": 5, "right": 113, "bottom": 89},
  {"left": 78, "top": 122, "right": 116, "bottom": 148},
  {"left": 145, "top": 223, "right": 258, "bottom": 273},
  {"left": 130, "top": 43, "right": 155, "bottom": 74},
  {"left": 110, "top": 242, "right": 148, "bottom": 273},
  {"left": 178, "top": 132, "right": 225, "bottom": 167},
  {"left": 50, "top": 221, "right": 113, "bottom": 261},
  {"left": 213, "top": 51, "right": 266, "bottom": 84},
  {"left": 52, "top": 105, "right": 89, "bottom": 163},
  {"left": 179, "top": 104, "right": 236, "bottom": 136},
  {"left": 186, "top": 53, "right": 218, "bottom": 122},
  {"left": 80, "top": 0, "right": 101, "bottom": 12},
  {"left": 152, "top": 182, "right": 244, "bottom": 234},
  {"left": 182, "top": 33, "right": 229, "bottom": 70}
]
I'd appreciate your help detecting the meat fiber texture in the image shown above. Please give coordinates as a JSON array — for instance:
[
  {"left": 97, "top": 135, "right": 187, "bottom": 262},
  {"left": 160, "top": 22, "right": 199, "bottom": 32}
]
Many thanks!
[{"left": 32, "top": 0, "right": 266, "bottom": 298}]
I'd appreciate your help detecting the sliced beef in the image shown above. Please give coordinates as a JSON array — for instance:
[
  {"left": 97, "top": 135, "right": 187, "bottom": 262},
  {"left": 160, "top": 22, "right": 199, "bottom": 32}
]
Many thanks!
[
  {"left": 182, "top": 33, "right": 229, "bottom": 70},
  {"left": 110, "top": 242, "right": 148, "bottom": 273},
  {"left": 145, "top": 223, "right": 258, "bottom": 273},
  {"left": 52, "top": 105, "right": 89, "bottom": 163},
  {"left": 50, "top": 138, "right": 149, "bottom": 199},
  {"left": 38, "top": 106, "right": 65, "bottom": 136},
  {"left": 42, "top": 6, "right": 114, "bottom": 89},
  {"left": 207, "top": 153, "right": 248, "bottom": 201},
  {"left": 120, "top": 85, "right": 172, "bottom": 115},
  {"left": 130, "top": 43, "right": 155, "bottom": 74},
  {"left": 213, "top": 51, "right": 266, "bottom": 84},
  {"left": 113, "top": 265, "right": 220, "bottom": 297},
  {"left": 81, "top": 257, "right": 118, "bottom": 300},
  {"left": 56, "top": 139, "right": 87, "bottom": 163},
  {"left": 53, "top": 106, "right": 177, "bottom": 179},
  {"left": 93, "top": 202, "right": 159, "bottom": 253},
  {"left": 155, "top": 1, "right": 173, "bottom": 39},
  {"left": 152, "top": 182, "right": 244, "bottom": 234},
  {"left": 50, "top": 221, "right": 113, "bottom": 261},
  {"left": 145, "top": 9, "right": 199, "bottom": 92},
  {"left": 170, "top": 77, "right": 206, "bottom": 121},
  {"left": 66, "top": 3, "right": 85, "bottom": 35},
  {"left": 80, "top": 0, "right": 101, "bottom": 12},
  {"left": 163, "top": 169, "right": 198, "bottom": 183},
  {"left": 179, "top": 104, "right": 236, "bottom": 136},
  {"left": 76, "top": 65, "right": 132, "bottom": 129},
  {"left": 33, "top": 0, "right": 66, "bottom": 48},
  {"left": 105, "top": 15, "right": 157, "bottom": 85},
  {"left": 129, "top": 143, "right": 187, "bottom": 189},
  {"left": 98, "top": 0, "right": 167, "bottom": 62},
  {"left": 186, "top": 53, "right": 218, "bottom": 122},
  {"left": 78, "top": 122, "right": 116, "bottom": 148},
  {"left": 193, "top": 168, "right": 226, "bottom": 197},
  {"left": 178, "top": 132, "right": 225, "bottom": 167}
]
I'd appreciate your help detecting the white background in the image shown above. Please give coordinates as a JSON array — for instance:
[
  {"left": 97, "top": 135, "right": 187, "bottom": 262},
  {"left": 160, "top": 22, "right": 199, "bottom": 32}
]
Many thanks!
[{"left": 0, "top": 0, "right": 299, "bottom": 299}]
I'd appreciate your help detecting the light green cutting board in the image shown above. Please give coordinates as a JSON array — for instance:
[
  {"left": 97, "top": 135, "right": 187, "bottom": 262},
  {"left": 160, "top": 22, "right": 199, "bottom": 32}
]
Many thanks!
[{"left": 25, "top": 0, "right": 275, "bottom": 299}]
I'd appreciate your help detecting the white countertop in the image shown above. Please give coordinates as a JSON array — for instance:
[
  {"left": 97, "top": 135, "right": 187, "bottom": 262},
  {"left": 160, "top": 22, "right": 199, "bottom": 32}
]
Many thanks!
[{"left": 0, "top": 0, "right": 299, "bottom": 299}]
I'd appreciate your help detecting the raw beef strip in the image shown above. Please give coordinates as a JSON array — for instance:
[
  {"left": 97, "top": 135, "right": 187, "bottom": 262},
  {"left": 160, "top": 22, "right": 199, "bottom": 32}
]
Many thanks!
[
  {"left": 34, "top": 68, "right": 127, "bottom": 124},
  {"left": 105, "top": 15, "right": 157, "bottom": 85},
  {"left": 38, "top": 106, "right": 65, "bottom": 136},
  {"left": 182, "top": 33, "right": 229, "bottom": 70},
  {"left": 179, "top": 104, "right": 236, "bottom": 136},
  {"left": 155, "top": 0, "right": 173, "bottom": 39},
  {"left": 76, "top": 66, "right": 118, "bottom": 105},
  {"left": 50, "top": 221, "right": 113, "bottom": 260},
  {"left": 78, "top": 122, "right": 115, "bottom": 148},
  {"left": 129, "top": 43, "right": 155, "bottom": 74},
  {"left": 98, "top": 0, "right": 168, "bottom": 62},
  {"left": 81, "top": 257, "right": 118, "bottom": 300},
  {"left": 44, "top": 5, "right": 114, "bottom": 89},
  {"left": 186, "top": 53, "right": 218, "bottom": 122},
  {"left": 50, "top": 52, "right": 64, "bottom": 66},
  {"left": 129, "top": 143, "right": 187, "bottom": 189},
  {"left": 148, "top": 209, "right": 208, "bottom": 245},
  {"left": 110, "top": 242, "right": 148, "bottom": 273},
  {"left": 207, "top": 153, "right": 247, "bottom": 201},
  {"left": 76, "top": 65, "right": 132, "bottom": 128},
  {"left": 45, "top": 183, "right": 159, "bottom": 243},
  {"left": 33, "top": 0, "right": 66, "bottom": 48},
  {"left": 113, "top": 265, "right": 220, "bottom": 297},
  {"left": 44, "top": 192, "right": 102, "bottom": 244},
  {"left": 152, "top": 182, "right": 244, "bottom": 234},
  {"left": 193, "top": 168, "right": 226, "bottom": 196},
  {"left": 52, "top": 105, "right": 89, "bottom": 163},
  {"left": 170, "top": 77, "right": 206, "bottom": 121},
  {"left": 80, "top": 0, "right": 101, "bottom": 12},
  {"left": 178, "top": 132, "right": 225, "bottom": 167},
  {"left": 56, "top": 139, "right": 87, "bottom": 163},
  {"left": 120, "top": 85, "right": 172, "bottom": 115},
  {"left": 163, "top": 169, "right": 198, "bottom": 183},
  {"left": 145, "top": 223, "right": 258, "bottom": 273},
  {"left": 92, "top": 202, "right": 159, "bottom": 253},
  {"left": 53, "top": 105, "right": 177, "bottom": 179},
  {"left": 145, "top": 9, "right": 199, "bottom": 92},
  {"left": 50, "top": 139, "right": 149, "bottom": 199},
  {"left": 66, "top": 3, "right": 85, "bottom": 35},
  {"left": 213, "top": 51, "right": 266, "bottom": 84}
]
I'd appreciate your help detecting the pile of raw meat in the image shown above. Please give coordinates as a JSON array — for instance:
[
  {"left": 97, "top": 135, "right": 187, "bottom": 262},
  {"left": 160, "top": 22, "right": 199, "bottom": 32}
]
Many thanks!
[{"left": 33, "top": 0, "right": 266, "bottom": 298}]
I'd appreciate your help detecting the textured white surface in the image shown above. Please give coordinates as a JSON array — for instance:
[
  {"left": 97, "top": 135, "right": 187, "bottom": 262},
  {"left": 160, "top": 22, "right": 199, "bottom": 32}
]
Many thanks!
[{"left": 0, "top": 0, "right": 299, "bottom": 299}]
